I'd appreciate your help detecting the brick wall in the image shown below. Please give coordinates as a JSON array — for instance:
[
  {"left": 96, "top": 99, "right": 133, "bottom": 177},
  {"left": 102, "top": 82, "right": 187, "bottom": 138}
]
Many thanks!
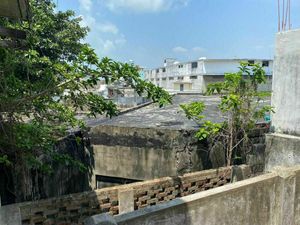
[
  {"left": 133, "top": 167, "right": 232, "bottom": 210},
  {"left": 19, "top": 189, "right": 119, "bottom": 225},
  {"left": 7, "top": 165, "right": 250, "bottom": 225}
]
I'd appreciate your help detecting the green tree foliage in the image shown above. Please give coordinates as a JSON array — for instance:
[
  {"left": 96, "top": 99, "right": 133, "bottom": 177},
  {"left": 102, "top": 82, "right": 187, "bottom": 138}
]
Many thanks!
[
  {"left": 181, "top": 62, "right": 274, "bottom": 166},
  {"left": 0, "top": 0, "right": 171, "bottom": 172}
]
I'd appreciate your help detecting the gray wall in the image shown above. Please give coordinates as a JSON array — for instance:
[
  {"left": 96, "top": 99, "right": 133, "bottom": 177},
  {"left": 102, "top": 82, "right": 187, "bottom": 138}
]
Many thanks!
[
  {"left": 88, "top": 125, "right": 210, "bottom": 187},
  {"left": 272, "top": 29, "right": 300, "bottom": 135},
  {"left": 265, "top": 133, "right": 300, "bottom": 171},
  {"left": 265, "top": 29, "right": 300, "bottom": 171}
]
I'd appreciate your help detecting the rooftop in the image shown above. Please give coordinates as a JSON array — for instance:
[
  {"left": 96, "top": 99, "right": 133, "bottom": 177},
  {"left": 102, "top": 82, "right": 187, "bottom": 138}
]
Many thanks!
[{"left": 86, "top": 95, "right": 226, "bottom": 130}]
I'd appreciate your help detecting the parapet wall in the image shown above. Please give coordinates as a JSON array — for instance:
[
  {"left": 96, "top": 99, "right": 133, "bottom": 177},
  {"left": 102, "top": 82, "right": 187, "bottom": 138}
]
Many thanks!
[
  {"left": 0, "top": 165, "right": 250, "bottom": 225},
  {"left": 87, "top": 165, "right": 300, "bottom": 225}
]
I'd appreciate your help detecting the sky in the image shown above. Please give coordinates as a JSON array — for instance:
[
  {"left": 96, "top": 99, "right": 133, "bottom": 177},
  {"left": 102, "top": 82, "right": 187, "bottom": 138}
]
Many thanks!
[{"left": 56, "top": 0, "right": 300, "bottom": 69}]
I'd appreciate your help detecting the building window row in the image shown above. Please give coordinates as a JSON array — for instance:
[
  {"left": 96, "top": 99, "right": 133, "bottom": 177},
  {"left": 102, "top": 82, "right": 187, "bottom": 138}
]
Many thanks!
[{"left": 247, "top": 60, "right": 269, "bottom": 67}]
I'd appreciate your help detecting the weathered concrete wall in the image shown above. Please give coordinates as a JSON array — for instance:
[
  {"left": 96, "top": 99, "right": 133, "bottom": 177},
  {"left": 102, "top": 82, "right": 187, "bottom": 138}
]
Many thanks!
[
  {"left": 265, "top": 29, "right": 300, "bottom": 171},
  {"left": 89, "top": 125, "right": 209, "bottom": 185},
  {"left": 0, "top": 166, "right": 249, "bottom": 225},
  {"left": 89, "top": 125, "right": 267, "bottom": 186},
  {"left": 265, "top": 133, "right": 300, "bottom": 171},
  {"left": 1, "top": 121, "right": 267, "bottom": 205},
  {"left": 88, "top": 166, "right": 300, "bottom": 225},
  {"left": 271, "top": 29, "right": 300, "bottom": 135}
]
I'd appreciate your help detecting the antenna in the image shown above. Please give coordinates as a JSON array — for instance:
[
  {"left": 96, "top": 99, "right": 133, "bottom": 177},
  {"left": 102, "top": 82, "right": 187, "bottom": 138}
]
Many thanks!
[{"left": 278, "top": 0, "right": 292, "bottom": 32}]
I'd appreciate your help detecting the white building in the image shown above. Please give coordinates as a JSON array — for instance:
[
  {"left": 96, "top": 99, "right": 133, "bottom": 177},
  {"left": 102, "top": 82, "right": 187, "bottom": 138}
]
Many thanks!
[{"left": 144, "top": 58, "right": 273, "bottom": 93}]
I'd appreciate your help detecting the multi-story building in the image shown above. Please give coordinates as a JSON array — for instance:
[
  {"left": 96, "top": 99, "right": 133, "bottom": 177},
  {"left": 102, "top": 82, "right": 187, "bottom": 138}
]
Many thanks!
[{"left": 144, "top": 58, "right": 273, "bottom": 93}]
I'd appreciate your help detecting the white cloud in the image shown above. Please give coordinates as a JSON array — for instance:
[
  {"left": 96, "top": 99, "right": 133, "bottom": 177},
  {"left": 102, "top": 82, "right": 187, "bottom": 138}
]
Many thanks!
[
  {"left": 98, "top": 22, "right": 119, "bottom": 34},
  {"left": 78, "top": 0, "right": 126, "bottom": 54},
  {"left": 192, "top": 46, "right": 205, "bottom": 52},
  {"left": 173, "top": 46, "right": 188, "bottom": 53},
  {"left": 104, "top": 0, "right": 189, "bottom": 13},
  {"left": 103, "top": 40, "right": 116, "bottom": 52},
  {"left": 79, "top": 0, "right": 93, "bottom": 12}
]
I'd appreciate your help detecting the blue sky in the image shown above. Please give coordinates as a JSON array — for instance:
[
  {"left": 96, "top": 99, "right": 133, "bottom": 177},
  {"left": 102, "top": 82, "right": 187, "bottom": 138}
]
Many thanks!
[{"left": 56, "top": 0, "right": 300, "bottom": 68}]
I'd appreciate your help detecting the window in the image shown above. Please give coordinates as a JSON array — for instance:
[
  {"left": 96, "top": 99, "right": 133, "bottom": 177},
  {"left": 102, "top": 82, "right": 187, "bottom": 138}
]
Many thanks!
[
  {"left": 162, "top": 78, "right": 166, "bottom": 81},
  {"left": 156, "top": 78, "right": 160, "bottom": 81},
  {"left": 169, "top": 77, "right": 174, "bottom": 80},
  {"left": 96, "top": 175, "right": 140, "bottom": 189},
  {"left": 248, "top": 60, "right": 255, "bottom": 65},
  {"left": 191, "top": 62, "right": 198, "bottom": 69},
  {"left": 178, "top": 64, "right": 183, "bottom": 68},
  {"left": 178, "top": 76, "right": 184, "bottom": 80},
  {"left": 190, "top": 76, "right": 197, "bottom": 79},
  {"left": 262, "top": 61, "right": 269, "bottom": 67},
  {"left": 156, "top": 69, "right": 159, "bottom": 73},
  {"left": 151, "top": 78, "right": 154, "bottom": 81},
  {"left": 162, "top": 68, "right": 166, "bottom": 72}
]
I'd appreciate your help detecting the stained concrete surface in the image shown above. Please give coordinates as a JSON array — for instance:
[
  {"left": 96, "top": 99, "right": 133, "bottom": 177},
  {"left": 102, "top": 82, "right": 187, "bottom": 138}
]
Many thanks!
[
  {"left": 85, "top": 94, "right": 270, "bottom": 130},
  {"left": 86, "top": 95, "right": 225, "bottom": 130}
]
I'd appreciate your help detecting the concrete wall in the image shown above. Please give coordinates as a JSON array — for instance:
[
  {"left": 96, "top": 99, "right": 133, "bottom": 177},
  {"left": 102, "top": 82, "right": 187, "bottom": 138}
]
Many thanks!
[
  {"left": 88, "top": 125, "right": 268, "bottom": 187},
  {"left": 88, "top": 166, "right": 300, "bottom": 225},
  {"left": 265, "top": 29, "right": 300, "bottom": 171},
  {"left": 88, "top": 125, "right": 208, "bottom": 186},
  {"left": 265, "top": 133, "right": 300, "bottom": 171},
  {"left": 271, "top": 29, "right": 300, "bottom": 135},
  {"left": 0, "top": 166, "right": 249, "bottom": 225}
]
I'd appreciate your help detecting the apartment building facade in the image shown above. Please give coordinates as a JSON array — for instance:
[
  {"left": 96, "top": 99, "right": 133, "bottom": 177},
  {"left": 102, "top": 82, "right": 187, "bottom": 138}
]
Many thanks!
[{"left": 144, "top": 58, "right": 273, "bottom": 93}]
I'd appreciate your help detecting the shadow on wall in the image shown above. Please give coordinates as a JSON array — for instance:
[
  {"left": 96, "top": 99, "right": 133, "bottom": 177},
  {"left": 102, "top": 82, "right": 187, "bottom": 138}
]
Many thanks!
[{"left": 0, "top": 130, "right": 95, "bottom": 205}]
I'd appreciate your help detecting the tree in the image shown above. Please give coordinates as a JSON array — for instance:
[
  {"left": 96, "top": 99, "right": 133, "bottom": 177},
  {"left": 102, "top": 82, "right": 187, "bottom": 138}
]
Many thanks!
[
  {"left": 181, "top": 62, "right": 273, "bottom": 166},
  {"left": 0, "top": 0, "right": 171, "bottom": 173}
]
